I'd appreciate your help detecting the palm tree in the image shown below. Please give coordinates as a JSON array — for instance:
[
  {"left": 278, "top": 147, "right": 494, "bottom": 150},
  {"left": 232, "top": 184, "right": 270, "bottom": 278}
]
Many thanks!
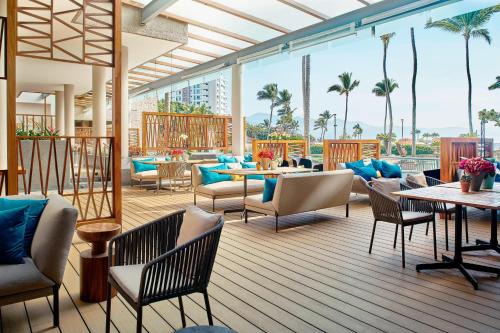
[
  {"left": 314, "top": 118, "right": 327, "bottom": 141},
  {"left": 276, "top": 89, "right": 292, "bottom": 117},
  {"left": 257, "top": 83, "right": 279, "bottom": 139},
  {"left": 327, "top": 72, "right": 360, "bottom": 138},
  {"left": 302, "top": 55, "right": 311, "bottom": 152},
  {"left": 411, "top": 27, "right": 418, "bottom": 157},
  {"left": 489, "top": 76, "right": 500, "bottom": 90},
  {"left": 426, "top": 5, "right": 500, "bottom": 134},
  {"left": 353, "top": 123, "right": 363, "bottom": 139},
  {"left": 372, "top": 79, "right": 399, "bottom": 134},
  {"left": 380, "top": 32, "right": 396, "bottom": 154}
]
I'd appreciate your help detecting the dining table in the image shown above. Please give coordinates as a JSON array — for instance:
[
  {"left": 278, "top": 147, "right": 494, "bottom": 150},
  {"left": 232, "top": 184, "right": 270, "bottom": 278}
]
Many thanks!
[{"left": 395, "top": 182, "right": 500, "bottom": 289}]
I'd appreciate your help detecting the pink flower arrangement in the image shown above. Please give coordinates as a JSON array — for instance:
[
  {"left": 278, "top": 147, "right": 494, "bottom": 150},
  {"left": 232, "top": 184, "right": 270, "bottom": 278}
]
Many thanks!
[
  {"left": 459, "top": 157, "right": 495, "bottom": 176},
  {"left": 258, "top": 150, "right": 275, "bottom": 160},
  {"left": 171, "top": 149, "right": 184, "bottom": 156}
]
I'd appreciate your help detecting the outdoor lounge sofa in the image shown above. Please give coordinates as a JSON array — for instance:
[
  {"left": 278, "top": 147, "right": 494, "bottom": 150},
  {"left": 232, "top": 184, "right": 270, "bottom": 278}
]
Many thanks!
[
  {"left": 192, "top": 163, "right": 265, "bottom": 211},
  {"left": 0, "top": 194, "right": 78, "bottom": 327},
  {"left": 244, "top": 170, "right": 354, "bottom": 232}
]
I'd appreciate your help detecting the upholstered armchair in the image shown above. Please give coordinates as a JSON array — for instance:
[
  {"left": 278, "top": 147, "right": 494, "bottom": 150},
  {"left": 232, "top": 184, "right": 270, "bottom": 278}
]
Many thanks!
[
  {"left": 106, "top": 209, "right": 224, "bottom": 333},
  {"left": 366, "top": 183, "right": 436, "bottom": 268}
]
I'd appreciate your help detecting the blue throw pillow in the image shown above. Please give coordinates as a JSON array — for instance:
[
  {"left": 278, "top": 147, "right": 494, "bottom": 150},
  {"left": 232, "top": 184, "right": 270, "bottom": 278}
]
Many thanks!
[
  {"left": 0, "top": 198, "right": 48, "bottom": 256},
  {"left": 0, "top": 206, "right": 28, "bottom": 264},
  {"left": 217, "top": 155, "right": 237, "bottom": 163},
  {"left": 165, "top": 156, "right": 172, "bottom": 161},
  {"left": 244, "top": 153, "right": 253, "bottom": 162},
  {"left": 262, "top": 178, "right": 278, "bottom": 202},
  {"left": 199, "top": 164, "right": 232, "bottom": 185},
  {"left": 351, "top": 165, "right": 378, "bottom": 181},
  {"left": 381, "top": 160, "right": 402, "bottom": 178},
  {"left": 345, "top": 159, "right": 364, "bottom": 169},
  {"left": 132, "top": 158, "right": 156, "bottom": 173},
  {"left": 241, "top": 162, "right": 265, "bottom": 180},
  {"left": 371, "top": 159, "right": 383, "bottom": 171}
]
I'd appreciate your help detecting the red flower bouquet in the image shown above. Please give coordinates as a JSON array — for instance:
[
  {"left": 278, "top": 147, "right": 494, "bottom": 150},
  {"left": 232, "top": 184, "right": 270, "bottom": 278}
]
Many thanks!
[
  {"left": 257, "top": 150, "right": 275, "bottom": 160},
  {"left": 171, "top": 149, "right": 184, "bottom": 156},
  {"left": 459, "top": 157, "right": 495, "bottom": 176}
]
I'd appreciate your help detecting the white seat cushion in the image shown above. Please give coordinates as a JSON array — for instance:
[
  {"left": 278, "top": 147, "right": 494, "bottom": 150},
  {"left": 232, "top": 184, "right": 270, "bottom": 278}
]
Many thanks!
[
  {"left": 407, "top": 173, "right": 427, "bottom": 187},
  {"left": 402, "top": 211, "right": 433, "bottom": 224},
  {"left": 177, "top": 206, "right": 221, "bottom": 246},
  {"left": 0, "top": 258, "right": 54, "bottom": 297},
  {"left": 371, "top": 178, "right": 401, "bottom": 200},
  {"left": 196, "top": 179, "right": 264, "bottom": 196},
  {"left": 133, "top": 170, "right": 159, "bottom": 179},
  {"left": 109, "top": 264, "right": 144, "bottom": 302},
  {"left": 244, "top": 194, "right": 275, "bottom": 212}
]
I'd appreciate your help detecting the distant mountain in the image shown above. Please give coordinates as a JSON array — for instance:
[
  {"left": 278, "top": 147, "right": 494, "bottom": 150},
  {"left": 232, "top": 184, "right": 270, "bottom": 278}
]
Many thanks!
[{"left": 245, "top": 112, "right": 469, "bottom": 139}]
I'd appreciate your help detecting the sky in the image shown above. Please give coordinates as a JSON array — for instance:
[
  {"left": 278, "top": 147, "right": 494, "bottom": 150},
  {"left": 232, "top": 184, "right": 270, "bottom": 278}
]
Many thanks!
[{"left": 242, "top": 0, "right": 500, "bottom": 140}]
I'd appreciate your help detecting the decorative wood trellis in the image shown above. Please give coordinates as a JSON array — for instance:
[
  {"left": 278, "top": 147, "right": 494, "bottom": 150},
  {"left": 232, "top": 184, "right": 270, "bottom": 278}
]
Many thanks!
[
  {"left": 323, "top": 140, "right": 381, "bottom": 171},
  {"left": 252, "top": 139, "right": 308, "bottom": 162},
  {"left": 16, "top": 136, "right": 115, "bottom": 225},
  {"left": 142, "top": 112, "right": 232, "bottom": 154},
  {"left": 440, "top": 137, "right": 494, "bottom": 183},
  {"left": 16, "top": 113, "right": 55, "bottom": 131},
  {"left": 0, "top": 16, "right": 6, "bottom": 80},
  {"left": 16, "top": 0, "right": 115, "bottom": 67}
]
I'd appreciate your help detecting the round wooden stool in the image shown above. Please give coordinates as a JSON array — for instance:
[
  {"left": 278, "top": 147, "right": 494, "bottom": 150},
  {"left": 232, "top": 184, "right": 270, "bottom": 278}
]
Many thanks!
[{"left": 77, "top": 222, "right": 121, "bottom": 303}]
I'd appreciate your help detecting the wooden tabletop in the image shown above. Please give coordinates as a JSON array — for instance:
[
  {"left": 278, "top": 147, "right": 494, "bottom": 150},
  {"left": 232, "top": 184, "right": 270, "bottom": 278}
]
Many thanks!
[
  {"left": 142, "top": 159, "right": 218, "bottom": 165},
  {"left": 436, "top": 182, "right": 500, "bottom": 193},
  {"left": 214, "top": 167, "right": 314, "bottom": 176},
  {"left": 395, "top": 184, "right": 500, "bottom": 210},
  {"left": 76, "top": 222, "right": 121, "bottom": 243}
]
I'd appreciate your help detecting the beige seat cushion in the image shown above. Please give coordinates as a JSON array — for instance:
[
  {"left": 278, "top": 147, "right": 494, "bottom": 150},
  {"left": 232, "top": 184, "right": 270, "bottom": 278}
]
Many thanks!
[
  {"left": 407, "top": 173, "right": 427, "bottom": 187},
  {"left": 109, "top": 264, "right": 144, "bottom": 302},
  {"left": 0, "top": 258, "right": 54, "bottom": 298},
  {"left": 244, "top": 194, "right": 275, "bottom": 213},
  {"left": 371, "top": 178, "right": 401, "bottom": 200},
  {"left": 402, "top": 211, "right": 432, "bottom": 224},
  {"left": 196, "top": 179, "right": 264, "bottom": 196},
  {"left": 133, "top": 170, "right": 159, "bottom": 179},
  {"left": 183, "top": 170, "right": 191, "bottom": 178},
  {"left": 177, "top": 206, "right": 221, "bottom": 246}
]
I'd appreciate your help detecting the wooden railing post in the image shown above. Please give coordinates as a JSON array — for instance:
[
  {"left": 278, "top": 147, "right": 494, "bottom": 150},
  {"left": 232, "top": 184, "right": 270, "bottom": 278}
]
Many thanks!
[
  {"left": 141, "top": 112, "right": 147, "bottom": 155},
  {"left": 6, "top": 0, "right": 17, "bottom": 195}
]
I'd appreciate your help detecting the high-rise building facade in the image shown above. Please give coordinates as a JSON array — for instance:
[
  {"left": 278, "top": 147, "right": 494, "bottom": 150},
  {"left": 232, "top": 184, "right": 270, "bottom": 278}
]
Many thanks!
[{"left": 171, "top": 74, "right": 228, "bottom": 114}]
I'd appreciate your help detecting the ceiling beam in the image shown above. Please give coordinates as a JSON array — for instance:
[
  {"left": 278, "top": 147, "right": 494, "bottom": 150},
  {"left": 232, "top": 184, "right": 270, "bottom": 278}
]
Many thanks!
[
  {"left": 277, "top": 0, "right": 330, "bottom": 20},
  {"left": 138, "top": 64, "right": 177, "bottom": 75},
  {"left": 163, "top": 53, "right": 204, "bottom": 65},
  {"left": 188, "top": 32, "right": 242, "bottom": 51},
  {"left": 178, "top": 45, "right": 222, "bottom": 58},
  {"left": 164, "top": 12, "right": 259, "bottom": 44},
  {"left": 193, "top": 0, "right": 291, "bottom": 34},
  {"left": 129, "top": 70, "right": 166, "bottom": 79},
  {"left": 141, "top": 0, "right": 180, "bottom": 24}
]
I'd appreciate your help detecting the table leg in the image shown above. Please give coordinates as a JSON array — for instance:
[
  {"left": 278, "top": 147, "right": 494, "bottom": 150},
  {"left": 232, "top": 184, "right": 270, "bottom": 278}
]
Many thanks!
[
  {"left": 223, "top": 175, "right": 248, "bottom": 215},
  {"left": 462, "top": 209, "right": 500, "bottom": 254}
]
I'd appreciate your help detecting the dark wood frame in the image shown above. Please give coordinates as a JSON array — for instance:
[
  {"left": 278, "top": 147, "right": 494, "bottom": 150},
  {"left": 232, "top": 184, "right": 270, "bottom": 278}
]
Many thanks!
[{"left": 0, "top": 16, "right": 6, "bottom": 80}]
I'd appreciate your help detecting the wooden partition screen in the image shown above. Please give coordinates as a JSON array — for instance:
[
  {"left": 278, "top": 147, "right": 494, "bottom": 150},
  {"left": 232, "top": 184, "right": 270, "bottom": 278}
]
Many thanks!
[
  {"left": 16, "top": 114, "right": 55, "bottom": 131},
  {"left": 252, "top": 140, "right": 308, "bottom": 162},
  {"left": 323, "top": 140, "right": 381, "bottom": 171},
  {"left": 440, "top": 137, "right": 494, "bottom": 182},
  {"left": 142, "top": 112, "right": 232, "bottom": 154},
  {"left": 0, "top": 16, "right": 5, "bottom": 80},
  {"left": 15, "top": 136, "right": 116, "bottom": 225}
]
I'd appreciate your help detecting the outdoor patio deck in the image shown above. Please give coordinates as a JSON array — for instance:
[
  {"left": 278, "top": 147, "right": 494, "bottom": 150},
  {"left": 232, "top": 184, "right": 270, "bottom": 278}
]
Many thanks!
[{"left": 2, "top": 187, "right": 500, "bottom": 333}]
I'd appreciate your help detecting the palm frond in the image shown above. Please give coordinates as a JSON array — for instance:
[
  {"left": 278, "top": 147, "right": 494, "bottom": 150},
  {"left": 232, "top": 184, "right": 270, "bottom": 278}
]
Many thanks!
[
  {"left": 425, "top": 17, "right": 462, "bottom": 33},
  {"left": 327, "top": 84, "right": 342, "bottom": 93},
  {"left": 471, "top": 28, "right": 491, "bottom": 44},
  {"left": 489, "top": 76, "right": 500, "bottom": 90}
]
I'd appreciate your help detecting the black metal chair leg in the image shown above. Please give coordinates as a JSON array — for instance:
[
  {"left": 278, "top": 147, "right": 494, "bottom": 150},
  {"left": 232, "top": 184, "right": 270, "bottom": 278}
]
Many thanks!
[
  {"left": 178, "top": 296, "right": 186, "bottom": 328},
  {"left": 432, "top": 217, "right": 437, "bottom": 260},
  {"left": 52, "top": 285, "right": 59, "bottom": 327},
  {"left": 244, "top": 209, "right": 248, "bottom": 223},
  {"left": 203, "top": 290, "right": 213, "bottom": 325},
  {"left": 105, "top": 283, "right": 112, "bottom": 333},
  {"left": 345, "top": 203, "right": 349, "bottom": 218},
  {"left": 445, "top": 215, "right": 449, "bottom": 251},
  {"left": 401, "top": 224, "right": 406, "bottom": 268},
  {"left": 275, "top": 215, "right": 279, "bottom": 233},
  {"left": 408, "top": 225, "right": 413, "bottom": 241},
  {"left": 136, "top": 306, "right": 143, "bottom": 333},
  {"left": 369, "top": 220, "right": 377, "bottom": 254},
  {"left": 464, "top": 209, "right": 469, "bottom": 244},
  {"left": 425, "top": 222, "right": 429, "bottom": 236},
  {"left": 393, "top": 224, "right": 398, "bottom": 248}
]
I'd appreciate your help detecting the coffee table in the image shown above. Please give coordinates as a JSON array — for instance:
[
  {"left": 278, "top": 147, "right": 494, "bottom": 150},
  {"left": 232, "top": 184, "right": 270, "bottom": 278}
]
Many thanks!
[{"left": 77, "top": 222, "right": 121, "bottom": 302}]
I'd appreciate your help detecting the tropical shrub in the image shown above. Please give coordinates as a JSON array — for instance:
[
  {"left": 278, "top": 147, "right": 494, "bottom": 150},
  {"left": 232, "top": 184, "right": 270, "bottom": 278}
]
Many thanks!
[{"left": 310, "top": 144, "right": 323, "bottom": 155}]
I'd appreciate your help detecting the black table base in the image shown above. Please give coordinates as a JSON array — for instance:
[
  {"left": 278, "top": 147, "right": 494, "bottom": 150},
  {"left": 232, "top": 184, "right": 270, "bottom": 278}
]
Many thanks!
[{"left": 416, "top": 206, "right": 500, "bottom": 290}]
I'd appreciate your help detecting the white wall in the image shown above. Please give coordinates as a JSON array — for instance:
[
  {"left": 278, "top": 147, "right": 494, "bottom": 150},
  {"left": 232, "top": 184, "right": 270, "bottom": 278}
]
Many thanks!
[{"left": 16, "top": 102, "right": 54, "bottom": 115}]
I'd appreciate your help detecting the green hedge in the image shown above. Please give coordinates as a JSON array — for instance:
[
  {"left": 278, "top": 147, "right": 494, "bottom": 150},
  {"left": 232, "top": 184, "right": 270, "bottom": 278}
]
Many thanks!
[
  {"left": 381, "top": 144, "right": 434, "bottom": 155},
  {"left": 310, "top": 144, "right": 323, "bottom": 155}
]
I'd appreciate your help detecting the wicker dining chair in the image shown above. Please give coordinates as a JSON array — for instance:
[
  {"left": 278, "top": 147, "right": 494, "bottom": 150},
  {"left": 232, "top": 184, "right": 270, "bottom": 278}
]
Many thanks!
[
  {"left": 105, "top": 210, "right": 224, "bottom": 333},
  {"left": 156, "top": 161, "right": 188, "bottom": 193},
  {"left": 366, "top": 183, "right": 437, "bottom": 268},
  {"left": 406, "top": 175, "right": 468, "bottom": 250}
]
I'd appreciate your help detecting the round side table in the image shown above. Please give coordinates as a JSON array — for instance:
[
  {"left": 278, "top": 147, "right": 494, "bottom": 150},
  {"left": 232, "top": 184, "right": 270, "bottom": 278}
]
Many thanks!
[{"left": 77, "top": 222, "right": 121, "bottom": 303}]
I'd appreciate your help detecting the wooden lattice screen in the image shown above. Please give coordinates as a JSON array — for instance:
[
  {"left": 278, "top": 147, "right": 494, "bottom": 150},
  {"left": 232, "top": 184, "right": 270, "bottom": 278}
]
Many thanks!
[
  {"left": 323, "top": 140, "right": 381, "bottom": 171},
  {"left": 17, "top": 0, "right": 115, "bottom": 67},
  {"left": 440, "top": 137, "right": 494, "bottom": 182},
  {"left": 142, "top": 112, "right": 232, "bottom": 154},
  {"left": 251, "top": 140, "right": 308, "bottom": 162}
]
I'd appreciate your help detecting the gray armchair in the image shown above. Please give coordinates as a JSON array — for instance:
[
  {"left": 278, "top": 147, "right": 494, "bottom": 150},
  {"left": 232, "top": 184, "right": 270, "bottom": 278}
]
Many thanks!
[
  {"left": 0, "top": 194, "right": 78, "bottom": 327},
  {"left": 366, "top": 183, "right": 437, "bottom": 268},
  {"left": 106, "top": 210, "right": 224, "bottom": 333}
]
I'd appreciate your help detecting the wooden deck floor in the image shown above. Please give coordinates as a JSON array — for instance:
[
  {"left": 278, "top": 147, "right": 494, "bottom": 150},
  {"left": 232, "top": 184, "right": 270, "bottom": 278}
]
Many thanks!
[{"left": 2, "top": 187, "right": 500, "bottom": 333}]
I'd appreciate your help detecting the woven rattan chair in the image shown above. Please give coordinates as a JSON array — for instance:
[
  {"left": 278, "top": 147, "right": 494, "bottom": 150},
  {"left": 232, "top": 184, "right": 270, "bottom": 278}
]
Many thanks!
[
  {"left": 105, "top": 210, "right": 224, "bottom": 333},
  {"left": 156, "top": 161, "right": 188, "bottom": 193},
  {"left": 366, "top": 183, "right": 437, "bottom": 268},
  {"left": 406, "top": 175, "right": 469, "bottom": 250}
]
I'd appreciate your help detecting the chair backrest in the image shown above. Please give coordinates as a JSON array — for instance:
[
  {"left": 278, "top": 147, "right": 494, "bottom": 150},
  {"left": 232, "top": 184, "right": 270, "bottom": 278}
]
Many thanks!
[
  {"left": 366, "top": 185, "right": 402, "bottom": 224},
  {"left": 158, "top": 161, "right": 186, "bottom": 179},
  {"left": 272, "top": 170, "right": 353, "bottom": 215},
  {"left": 298, "top": 158, "right": 313, "bottom": 169}
]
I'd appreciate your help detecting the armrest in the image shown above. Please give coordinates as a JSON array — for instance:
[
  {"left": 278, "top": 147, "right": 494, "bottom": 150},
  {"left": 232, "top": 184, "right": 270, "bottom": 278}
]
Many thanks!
[{"left": 109, "top": 210, "right": 185, "bottom": 267}]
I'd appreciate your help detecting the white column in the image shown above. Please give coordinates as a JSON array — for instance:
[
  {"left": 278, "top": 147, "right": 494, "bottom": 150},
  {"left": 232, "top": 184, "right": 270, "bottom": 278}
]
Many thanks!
[
  {"left": 92, "top": 65, "right": 107, "bottom": 137},
  {"left": 55, "top": 91, "right": 65, "bottom": 135},
  {"left": 121, "top": 46, "right": 129, "bottom": 160},
  {"left": 231, "top": 64, "right": 244, "bottom": 156},
  {"left": 64, "top": 84, "right": 75, "bottom": 136},
  {"left": 0, "top": 0, "right": 6, "bottom": 170}
]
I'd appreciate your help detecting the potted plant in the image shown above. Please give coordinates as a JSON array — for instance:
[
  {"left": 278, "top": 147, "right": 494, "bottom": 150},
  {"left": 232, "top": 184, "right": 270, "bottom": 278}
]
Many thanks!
[
  {"left": 171, "top": 149, "right": 184, "bottom": 161},
  {"left": 459, "top": 157, "right": 495, "bottom": 192},
  {"left": 459, "top": 174, "right": 472, "bottom": 193},
  {"left": 258, "top": 150, "right": 274, "bottom": 170},
  {"left": 482, "top": 159, "right": 497, "bottom": 190}
]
